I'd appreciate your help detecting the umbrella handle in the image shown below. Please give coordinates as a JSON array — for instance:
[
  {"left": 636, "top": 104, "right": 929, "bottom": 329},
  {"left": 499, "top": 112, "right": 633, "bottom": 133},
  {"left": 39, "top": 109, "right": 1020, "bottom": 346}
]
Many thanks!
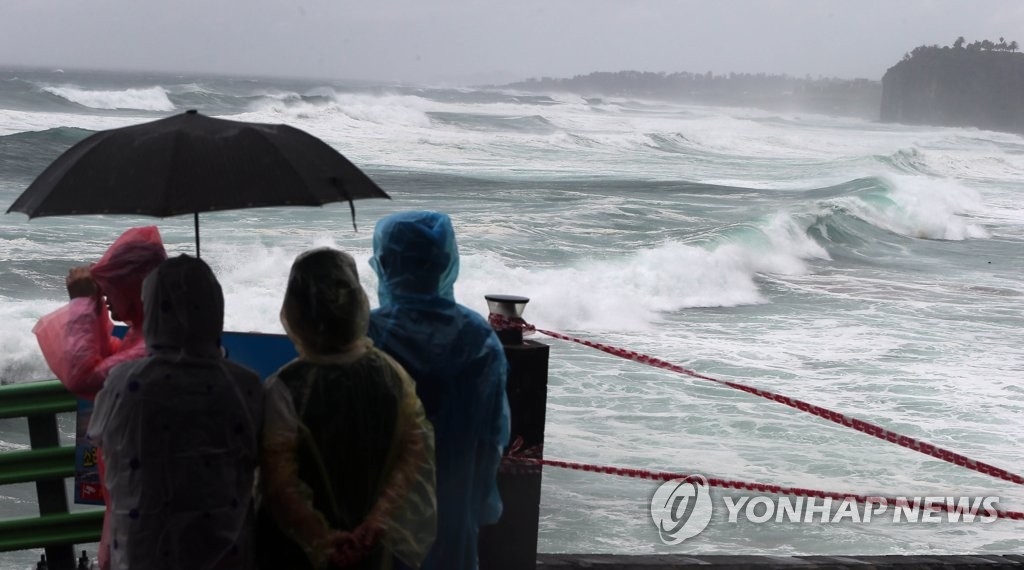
[{"left": 331, "top": 176, "right": 357, "bottom": 232}]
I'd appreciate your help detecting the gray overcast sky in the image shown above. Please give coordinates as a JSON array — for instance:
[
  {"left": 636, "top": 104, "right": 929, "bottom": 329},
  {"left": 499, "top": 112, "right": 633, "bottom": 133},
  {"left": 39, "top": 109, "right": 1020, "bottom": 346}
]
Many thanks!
[{"left": 2, "top": 0, "right": 1023, "bottom": 84}]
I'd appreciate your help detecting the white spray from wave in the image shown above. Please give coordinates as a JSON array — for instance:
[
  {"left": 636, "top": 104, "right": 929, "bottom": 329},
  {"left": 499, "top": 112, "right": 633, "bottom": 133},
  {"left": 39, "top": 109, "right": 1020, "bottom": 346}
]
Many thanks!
[
  {"left": 0, "top": 299, "right": 65, "bottom": 384},
  {"left": 170, "top": 230, "right": 797, "bottom": 341},
  {"left": 458, "top": 221, "right": 830, "bottom": 332},
  {"left": 42, "top": 85, "right": 175, "bottom": 112}
]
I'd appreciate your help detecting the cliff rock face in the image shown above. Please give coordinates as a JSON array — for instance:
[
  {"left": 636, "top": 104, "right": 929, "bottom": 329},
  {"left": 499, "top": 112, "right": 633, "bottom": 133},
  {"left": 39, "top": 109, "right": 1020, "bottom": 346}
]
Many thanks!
[{"left": 881, "top": 48, "right": 1024, "bottom": 133}]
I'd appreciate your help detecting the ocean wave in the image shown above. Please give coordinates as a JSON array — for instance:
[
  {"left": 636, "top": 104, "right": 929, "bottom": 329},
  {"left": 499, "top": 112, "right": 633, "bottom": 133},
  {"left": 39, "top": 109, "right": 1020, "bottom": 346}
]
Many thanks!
[
  {"left": 875, "top": 147, "right": 934, "bottom": 175},
  {"left": 771, "top": 177, "right": 987, "bottom": 266},
  {"left": 0, "top": 125, "right": 93, "bottom": 145},
  {"left": 832, "top": 175, "right": 988, "bottom": 241},
  {"left": 0, "top": 126, "right": 93, "bottom": 184},
  {"left": 41, "top": 85, "right": 175, "bottom": 111},
  {"left": 644, "top": 132, "right": 701, "bottom": 154},
  {"left": 455, "top": 242, "right": 772, "bottom": 332},
  {"left": 428, "top": 112, "right": 558, "bottom": 133},
  {"left": 0, "top": 108, "right": 146, "bottom": 138},
  {"left": 241, "top": 90, "right": 434, "bottom": 128},
  {"left": 157, "top": 230, "right": 778, "bottom": 336}
]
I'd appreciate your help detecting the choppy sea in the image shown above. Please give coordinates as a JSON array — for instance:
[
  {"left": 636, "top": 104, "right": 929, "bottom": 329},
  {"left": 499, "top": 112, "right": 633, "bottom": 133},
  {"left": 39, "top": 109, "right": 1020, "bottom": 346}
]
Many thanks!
[{"left": 1, "top": 68, "right": 1022, "bottom": 568}]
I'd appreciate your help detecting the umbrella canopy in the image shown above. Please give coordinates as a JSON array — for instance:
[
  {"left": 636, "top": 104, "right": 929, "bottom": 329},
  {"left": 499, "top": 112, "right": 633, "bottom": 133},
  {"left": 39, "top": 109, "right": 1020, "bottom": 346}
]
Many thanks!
[{"left": 6, "top": 110, "right": 390, "bottom": 256}]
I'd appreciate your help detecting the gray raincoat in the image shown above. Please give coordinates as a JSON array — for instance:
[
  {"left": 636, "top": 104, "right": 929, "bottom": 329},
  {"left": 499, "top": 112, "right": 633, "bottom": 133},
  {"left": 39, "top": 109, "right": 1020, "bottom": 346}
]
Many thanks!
[{"left": 89, "top": 255, "right": 264, "bottom": 570}]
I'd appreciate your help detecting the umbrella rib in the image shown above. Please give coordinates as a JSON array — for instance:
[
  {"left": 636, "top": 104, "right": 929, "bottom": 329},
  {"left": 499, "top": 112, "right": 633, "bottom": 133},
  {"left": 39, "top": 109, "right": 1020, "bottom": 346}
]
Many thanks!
[
  {"left": 32, "top": 133, "right": 117, "bottom": 217},
  {"left": 163, "top": 129, "right": 184, "bottom": 217}
]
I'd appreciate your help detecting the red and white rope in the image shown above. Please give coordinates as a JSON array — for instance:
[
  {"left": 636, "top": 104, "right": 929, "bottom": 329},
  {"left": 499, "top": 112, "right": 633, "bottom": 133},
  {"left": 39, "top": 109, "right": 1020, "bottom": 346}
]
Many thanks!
[
  {"left": 489, "top": 314, "right": 1024, "bottom": 486},
  {"left": 500, "top": 454, "right": 1024, "bottom": 521}
]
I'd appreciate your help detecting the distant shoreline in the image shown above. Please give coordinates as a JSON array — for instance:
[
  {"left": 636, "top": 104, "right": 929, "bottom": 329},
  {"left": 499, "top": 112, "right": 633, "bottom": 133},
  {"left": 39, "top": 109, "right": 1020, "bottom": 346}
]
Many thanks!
[
  {"left": 492, "top": 70, "right": 882, "bottom": 120},
  {"left": 1, "top": 65, "right": 886, "bottom": 121}
]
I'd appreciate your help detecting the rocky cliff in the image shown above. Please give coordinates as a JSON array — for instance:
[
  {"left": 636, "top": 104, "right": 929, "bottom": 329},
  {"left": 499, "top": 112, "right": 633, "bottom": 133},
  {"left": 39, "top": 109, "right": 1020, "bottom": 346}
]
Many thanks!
[{"left": 881, "top": 46, "right": 1024, "bottom": 133}]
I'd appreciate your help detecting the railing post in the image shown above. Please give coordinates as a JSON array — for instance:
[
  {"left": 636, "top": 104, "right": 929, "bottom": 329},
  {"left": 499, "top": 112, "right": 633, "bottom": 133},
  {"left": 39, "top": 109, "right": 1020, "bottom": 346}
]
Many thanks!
[
  {"left": 479, "top": 295, "right": 549, "bottom": 570},
  {"left": 27, "top": 411, "right": 75, "bottom": 570}
]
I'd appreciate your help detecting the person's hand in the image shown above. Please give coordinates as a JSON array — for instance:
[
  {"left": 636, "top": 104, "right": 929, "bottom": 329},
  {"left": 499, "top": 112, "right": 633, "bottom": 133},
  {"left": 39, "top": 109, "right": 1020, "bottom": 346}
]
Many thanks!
[
  {"left": 326, "top": 530, "right": 362, "bottom": 568},
  {"left": 66, "top": 266, "right": 98, "bottom": 299},
  {"left": 326, "top": 521, "right": 383, "bottom": 568}
]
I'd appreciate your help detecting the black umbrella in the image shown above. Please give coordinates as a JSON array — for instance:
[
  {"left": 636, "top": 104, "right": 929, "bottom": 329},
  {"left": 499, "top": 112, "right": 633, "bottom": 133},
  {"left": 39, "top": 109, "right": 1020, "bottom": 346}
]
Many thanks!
[{"left": 6, "top": 109, "right": 390, "bottom": 256}]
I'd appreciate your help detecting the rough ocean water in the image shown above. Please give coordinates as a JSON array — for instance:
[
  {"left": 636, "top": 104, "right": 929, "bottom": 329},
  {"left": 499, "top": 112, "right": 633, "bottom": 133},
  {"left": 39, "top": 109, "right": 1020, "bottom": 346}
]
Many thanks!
[{"left": 1, "top": 68, "right": 1022, "bottom": 568}]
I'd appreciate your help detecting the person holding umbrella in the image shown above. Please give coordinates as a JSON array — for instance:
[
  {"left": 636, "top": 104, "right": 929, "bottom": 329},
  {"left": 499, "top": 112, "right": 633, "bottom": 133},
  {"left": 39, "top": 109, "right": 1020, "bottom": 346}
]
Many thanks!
[
  {"left": 31, "top": 225, "right": 167, "bottom": 570},
  {"left": 33, "top": 225, "right": 168, "bottom": 400}
]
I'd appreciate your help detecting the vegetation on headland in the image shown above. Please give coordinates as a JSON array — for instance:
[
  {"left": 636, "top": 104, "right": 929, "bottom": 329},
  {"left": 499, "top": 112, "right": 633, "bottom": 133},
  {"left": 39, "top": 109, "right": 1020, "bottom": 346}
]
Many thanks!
[
  {"left": 881, "top": 37, "right": 1024, "bottom": 133},
  {"left": 498, "top": 71, "right": 882, "bottom": 119}
]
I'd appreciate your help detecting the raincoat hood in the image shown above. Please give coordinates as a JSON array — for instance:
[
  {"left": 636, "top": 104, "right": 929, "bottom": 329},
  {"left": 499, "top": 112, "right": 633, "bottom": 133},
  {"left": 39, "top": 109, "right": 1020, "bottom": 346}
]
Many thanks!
[
  {"left": 366, "top": 210, "right": 510, "bottom": 569},
  {"left": 142, "top": 254, "right": 223, "bottom": 358},
  {"left": 370, "top": 211, "right": 459, "bottom": 307},
  {"left": 90, "top": 225, "right": 167, "bottom": 325},
  {"left": 282, "top": 248, "right": 370, "bottom": 356}
]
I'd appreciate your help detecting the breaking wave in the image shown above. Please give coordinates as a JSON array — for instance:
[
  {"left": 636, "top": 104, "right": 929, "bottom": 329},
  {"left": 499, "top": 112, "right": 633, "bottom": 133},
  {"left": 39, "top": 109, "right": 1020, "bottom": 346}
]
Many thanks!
[{"left": 41, "top": 85, "right": 176, "bottom": 111}]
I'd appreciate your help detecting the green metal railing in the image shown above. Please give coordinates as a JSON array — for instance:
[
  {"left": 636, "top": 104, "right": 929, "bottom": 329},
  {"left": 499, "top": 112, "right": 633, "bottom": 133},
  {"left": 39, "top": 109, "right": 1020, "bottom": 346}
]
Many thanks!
[
  {"left": 0, "top": 380, "right": 81, "bottom": 419},
  {"left": 0, "top": 511, "right": 104, "bottom": 553},
  {"left": 0, "top": 379, "right": 103, "bottom": 568},
  {"left": 0, "top": 446, "right": 76, "bottom": 486}
]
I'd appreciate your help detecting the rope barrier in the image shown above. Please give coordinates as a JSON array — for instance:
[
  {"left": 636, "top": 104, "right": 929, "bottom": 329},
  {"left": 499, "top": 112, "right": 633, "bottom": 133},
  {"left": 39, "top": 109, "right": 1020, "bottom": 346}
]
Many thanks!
[
  {"left": 498, "top": 436, "right": 543, "bottom": 476},
  {"left": 499, "top": 454, "right": 1024, "bottom": 521},
  {"left": 489, "top": 314, "right": 1024, "bottom": 487}
]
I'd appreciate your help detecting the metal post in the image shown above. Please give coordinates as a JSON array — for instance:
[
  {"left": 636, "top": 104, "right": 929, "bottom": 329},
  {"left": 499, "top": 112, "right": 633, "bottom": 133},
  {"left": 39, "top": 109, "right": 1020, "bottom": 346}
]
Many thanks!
[
  {"left": 479, "top": 295, "right": 549, "bottom": 570},
  {"left": 27, "top": 413, "right": 74, "bottom": 570}
]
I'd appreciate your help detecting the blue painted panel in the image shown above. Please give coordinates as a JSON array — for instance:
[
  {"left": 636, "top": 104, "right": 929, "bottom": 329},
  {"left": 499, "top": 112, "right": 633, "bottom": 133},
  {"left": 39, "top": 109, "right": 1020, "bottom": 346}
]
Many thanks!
[
  {"left": 78, "top": 327, "right": 297, "bottom": 504},
  {"left": 111, "top": 325, "right": 297, "bottom": 380},
  {"left": 220, "top": 331, "right": 299, "bottom": 380}
]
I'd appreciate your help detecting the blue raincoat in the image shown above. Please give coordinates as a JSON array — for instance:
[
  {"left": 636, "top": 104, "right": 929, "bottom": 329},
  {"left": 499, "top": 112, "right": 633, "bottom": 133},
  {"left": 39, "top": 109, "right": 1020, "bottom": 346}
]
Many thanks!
[{"left": 368, "top": 211, "right": 510, "bottom": 570}]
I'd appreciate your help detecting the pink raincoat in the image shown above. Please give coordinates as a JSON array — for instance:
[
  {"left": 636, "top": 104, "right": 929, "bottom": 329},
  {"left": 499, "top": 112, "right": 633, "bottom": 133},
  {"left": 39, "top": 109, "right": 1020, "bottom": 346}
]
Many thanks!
[
  {"left": 32, "top": 225, "right": 167, "bottom": 570},
  {"left": 33, "top": 226, "right": 167, "bottom": 400}
]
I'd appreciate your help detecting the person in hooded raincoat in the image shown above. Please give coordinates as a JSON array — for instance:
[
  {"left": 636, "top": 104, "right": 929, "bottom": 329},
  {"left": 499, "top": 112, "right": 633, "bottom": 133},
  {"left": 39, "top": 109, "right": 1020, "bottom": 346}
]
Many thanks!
[
  {"left": 257, "top": 247, "right": 436, "bottom": 570},
  {"left": 32, "top": 225, "right": 167, "bottom": 570},
  {"left": 88, "top": 255, "right": 264, "bottom": 570},
  {"left": 33, "top": 225, "right": 168, "bottom": 400},
  {"left": 367, "top": 211, "right": 511, "bottom": 570}
]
